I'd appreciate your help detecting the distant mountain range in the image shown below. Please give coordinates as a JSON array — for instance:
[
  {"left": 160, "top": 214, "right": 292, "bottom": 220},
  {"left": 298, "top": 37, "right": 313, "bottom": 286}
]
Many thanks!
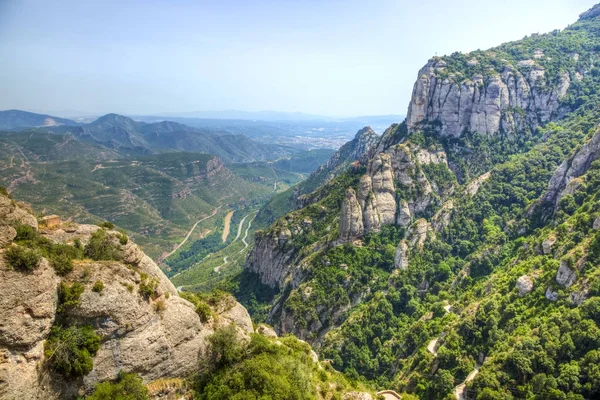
[{"left": 0, "top": 110, "right": 297, "bottom": 163}]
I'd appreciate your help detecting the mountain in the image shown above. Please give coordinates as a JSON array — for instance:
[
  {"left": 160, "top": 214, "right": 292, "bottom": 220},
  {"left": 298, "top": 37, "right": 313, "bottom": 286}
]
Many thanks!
[
  {"left": 0, "top": 192, "right": 372, "bottom": 399},
  {"left": 71, "top": 113, "right": 296, "bottom": 162},
  {"left": 237, "top": 6, "right": 600, "bottom": 399},
  {"left": 0, "top": 109, "right": 80, "bottom": 130},
  {"left": 0, "top": 130, "right": 306, "bottom": 259}
]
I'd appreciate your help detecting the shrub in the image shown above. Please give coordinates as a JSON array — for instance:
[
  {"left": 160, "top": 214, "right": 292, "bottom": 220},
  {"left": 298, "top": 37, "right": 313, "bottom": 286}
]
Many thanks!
[
  {"left": 92, "top": 281, "right": 104, "bottom": 293},
  {"left": 85, "top": 229, "right": 122, "bottom": 261},
  {"left": 0, "top": 185, "right": 10, "bottom": 198},
  {"left": 50, "top": 253, "right": 73, "bottom": 276},
  {"left": 153, "top": 300, "right": 166, "bottom": 313},
  {"left": 86, "top": 371, "right": 149, "bottom": 400},
  {"left": 44, "top": 325, "right": 101, "bottom": 378},
  {"left": 139, "top": 277, "right": 158, "bottom": 300},
  {"left": 118, "top": 230, "right": 129, "bottom": 245},
  {"left": 58, "top": 281, "right": 85, "bottom": 312},
  {"left": 206, "top": 324, "right": 243, "bottom": 368},
  {"left": 98, "top": 221, "right": 115, "bottom": 230},
  {"left": 196, "top": 301, "right": 212, "bottom": 323},
  {"left": 4, "top": 245, "right": 41, "bottom": 272}
]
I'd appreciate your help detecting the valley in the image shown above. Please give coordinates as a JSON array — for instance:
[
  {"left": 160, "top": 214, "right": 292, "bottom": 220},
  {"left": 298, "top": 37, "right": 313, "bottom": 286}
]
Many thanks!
[{"left": 3, "top": 2, "right": 600, "bottom": 399}]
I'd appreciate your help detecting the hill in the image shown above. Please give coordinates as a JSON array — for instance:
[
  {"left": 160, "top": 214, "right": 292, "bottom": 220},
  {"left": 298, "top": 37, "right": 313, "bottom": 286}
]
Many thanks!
[
  {"left": 0, "top": 109, "right": 79, "bottom": 130},
  {"left": 0, "top": 191, "right": 372, "bottom": 399},
  {"left": 238, "top": 5, "right": 600, "bottom": 399}
]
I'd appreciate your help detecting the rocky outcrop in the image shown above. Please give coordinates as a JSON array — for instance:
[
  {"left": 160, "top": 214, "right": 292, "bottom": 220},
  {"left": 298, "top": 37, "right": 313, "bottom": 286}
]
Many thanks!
[
  {"left": 542, "top": 235, "right": 557, "bottom": 255},
  {"left": 338, "top": 142, "right": 451, "bottom": 241},
  {"left": 296, "top": 127, "right": 379, "bottom": 209},
  {"left": 394, "top": 240, "right": 409, "bottom": 270},
  {"left": 0, "top": 194, "right": 254, "bottom": 400},
  {"left": 339, "top": 188, "right": 365, "bottom": 241},
  {"left": 580, "top": 3, "right": 600, "bottom": 20},
  {"left": 556, "top": 260, "right": 577, "bottom": 288},
  {"left": 516, "top": 275, "right": 534, "bottom": 296},
  {"left": 541, "top": 129, "right": 600, "bottom": 210},
  {"left": 406, "top": 56, "right": 571, "bottom": 137}
]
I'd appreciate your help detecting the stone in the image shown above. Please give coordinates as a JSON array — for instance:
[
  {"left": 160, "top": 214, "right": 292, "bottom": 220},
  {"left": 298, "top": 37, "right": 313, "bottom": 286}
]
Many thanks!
[
  {"left": 516, "top": 275, "right": 534, "bottom": 296},
  {"left": 256, "top": 324, "right": 278, "bottom": 338},
  {"left": 406, "top": 56, "right": 570, "bottom": 137},
  {"left": 593, "top": 217, "right": 600, "bottom": 230},
  {"left": 339, "top": 188, "right": 364, "bottom": 241},
  {"left": 542, "top": 235, "right": 557, "bottom": 255},
  {"left": 0, "top": 225, "right": 16, "bottom": 247},
  {"left": 556, "top": 261, "right": 577, "bottom": 287},
  {"left": 541, "top": 129, "right": 600, "bottom": 210},
  {"left": 394, "top": 240, "right": 409, "bottom": 270},
  {"left": 545, "top": 287, "right": 559, "bottom": 301}
]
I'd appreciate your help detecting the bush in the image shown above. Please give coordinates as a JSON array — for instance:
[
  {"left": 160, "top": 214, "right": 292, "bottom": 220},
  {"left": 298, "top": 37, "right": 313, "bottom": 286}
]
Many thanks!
[
  {"left": 92, "top": 281, "right": 104, "bottom": 293},
  {"left": 85, "top": 229, "right": 122, "bottom": 261},
  {"left": 139, "top": 277, "right": 158, "bottom": 300},
  {"left": 4, "top": 245, "right": 41, "bottom": 272},
  {"left": 86, "top": 371, "right": 148, "bottom": 400},
  {"left": 58, "top": 281, "right": 85, "bottom": 312},
  {"left": 153, "top": 300, "right": 166, "bottom": 313},
  {"left": 206, "top": 324, "right": 243, "bottom": 369},
  {"left": 196, "top": 301, "right": 212, "bottom": 323},
  {"left": 0, "top": 185, "right": 10, "bottom": 198},
  {"left": 98, "top": 221, "right": 115, "bottom": 230},
  {"left": 50, "top": 253, "right": 73, "bottom": 276},
  {"left": 44, "top": 325, "right": 101, "bottom": 378}
]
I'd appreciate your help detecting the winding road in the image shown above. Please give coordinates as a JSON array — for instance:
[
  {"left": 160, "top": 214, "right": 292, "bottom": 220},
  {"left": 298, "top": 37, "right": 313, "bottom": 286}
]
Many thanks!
[
  {"left": 164, "top": 207, "right": 220, "bottom": 260},
  {"left": 214, "top": 212, "right": 256, "bottom": 273}
]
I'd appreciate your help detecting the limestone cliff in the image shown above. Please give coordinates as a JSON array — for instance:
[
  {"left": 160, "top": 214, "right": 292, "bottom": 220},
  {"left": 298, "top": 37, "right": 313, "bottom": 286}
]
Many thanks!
[
  {"left": 0, "top": 195, "right": 253, "bottom": 400},
  {"left": 339, "top": 140, "right": 451, "bottom": 241},
  {"left": 540, "top": 127, "right": 600, "bottom": 210},
  {"left": 406, "top": 55, "right": 571, "bottom": 137}
]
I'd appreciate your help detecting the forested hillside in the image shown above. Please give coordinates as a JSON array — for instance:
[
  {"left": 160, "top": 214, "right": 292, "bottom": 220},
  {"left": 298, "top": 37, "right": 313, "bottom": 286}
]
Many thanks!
[{"left": 238, "top": 5, "right": 600, "bottom": 399}]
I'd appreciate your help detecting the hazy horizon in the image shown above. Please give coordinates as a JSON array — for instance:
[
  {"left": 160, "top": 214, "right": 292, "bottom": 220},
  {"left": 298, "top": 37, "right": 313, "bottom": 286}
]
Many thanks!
[{"left": 0, "top": 0, "right": 597, "bottom": 117}]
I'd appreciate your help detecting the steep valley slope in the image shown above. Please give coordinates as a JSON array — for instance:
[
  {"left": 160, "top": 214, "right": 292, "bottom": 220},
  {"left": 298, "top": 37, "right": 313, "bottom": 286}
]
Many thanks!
[
  {"left": 239, "top": 5, "right": 600, "bottom": 399},
  {"left": 0, "top": 190, "right": 376, "bottom": 400}
]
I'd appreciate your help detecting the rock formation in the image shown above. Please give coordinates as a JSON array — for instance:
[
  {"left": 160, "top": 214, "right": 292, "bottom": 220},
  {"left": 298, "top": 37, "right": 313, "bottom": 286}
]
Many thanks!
[
  {"left": 0, "top": 194, "right": 254, "bottom": 400},
  {"left": 406, "top": 56, "right": 571, "bottom": 137},
  {"left": 541, "top": 128, "right": 600, "bottom": 210}
]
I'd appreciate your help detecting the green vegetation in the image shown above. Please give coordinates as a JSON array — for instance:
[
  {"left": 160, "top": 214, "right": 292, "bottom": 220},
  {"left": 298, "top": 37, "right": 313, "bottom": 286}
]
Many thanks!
[
  {"left": 4, "top": 245, "right": 41, "bottom": 272},
  {"left": 44, "top": 325, "right": 101, "bottom": 378},
  {"left": 138, "top": 274, "right": 159, "bottom": 300},
  {"left": 92, "top": 280, "right": 104, "bottom": 293},
  {"left": 84, "top": 229, "right": 123, "bottom": 261},
  {"left": 194, "top": 326, "right": 366, "bottom": 400},
  {"left": 57, "top": 281, "right": 85, "bottom": 312},
  {"left": 86, "top": 372, "right": 148, "bottom": 400},
  {"left": 9, "top": 224, "right": 83, "bottom": 275},
  {"left": 97, "top": 221, "right": 115, "bottom": 230},
  {"left": 234, "top": 14, "right": 600, "bottom": 399}
]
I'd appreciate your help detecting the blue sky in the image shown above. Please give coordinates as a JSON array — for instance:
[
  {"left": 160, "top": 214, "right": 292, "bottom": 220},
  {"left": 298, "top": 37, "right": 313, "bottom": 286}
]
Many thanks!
[{"left": 0, "top": 0, "right": 597, "bottom": 117}]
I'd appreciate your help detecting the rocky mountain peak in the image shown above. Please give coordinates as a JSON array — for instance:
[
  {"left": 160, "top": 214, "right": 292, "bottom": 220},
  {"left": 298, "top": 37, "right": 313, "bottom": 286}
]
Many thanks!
[{"left": 579, "top": 3, "right": 600, "bottom": 20}]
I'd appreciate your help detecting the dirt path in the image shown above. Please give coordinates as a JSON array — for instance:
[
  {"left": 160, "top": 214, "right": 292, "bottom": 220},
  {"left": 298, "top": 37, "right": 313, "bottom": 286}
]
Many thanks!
[
  {"left": 164, "top": 207, "right": 220, "bottom": 260},
  {"left": 454, "top": 365, "right": 480, "bottom": 400},
  {"left": 239, "top": 213, "right": 257, "bottom": 252},
  {"left": 427, "top": 337, "right": 439, "bottom": 356},
  {"left": 221, "top": 210, "right": 234, "bottom": 243},
  {"left": 376, "top": 391, "right": 402, "bottom": 400},
  {"left": 233, "top": 213, "right": 250, "bottom": 242}
]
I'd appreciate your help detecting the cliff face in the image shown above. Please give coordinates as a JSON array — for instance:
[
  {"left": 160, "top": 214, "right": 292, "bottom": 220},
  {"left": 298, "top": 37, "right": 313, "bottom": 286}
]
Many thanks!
[
  {"left": 406, "top": 57, "right": 571, "bottom": 137},
  {"left": 541, "top": 128, "right": 600, "bottom": 210},
  {"left": 0, "top": 195, "right": 253, "bottom": 400},
  {"left": 339, "top": 141, "right": 450, "bottom": 241}
]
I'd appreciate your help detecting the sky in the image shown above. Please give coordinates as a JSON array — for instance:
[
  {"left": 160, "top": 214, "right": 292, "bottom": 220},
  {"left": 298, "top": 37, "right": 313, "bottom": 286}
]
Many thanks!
[{"left": 0, "top": 0, "right": 597, "bottom": 118}]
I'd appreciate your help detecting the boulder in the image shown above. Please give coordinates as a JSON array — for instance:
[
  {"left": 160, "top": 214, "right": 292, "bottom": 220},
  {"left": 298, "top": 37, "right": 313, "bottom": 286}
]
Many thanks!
[
  {"left": 516, "top": 275, "right": 534, "bottom": 296},
  {"left": 556, "top": 261, "right": 577, "bottom": 287}
]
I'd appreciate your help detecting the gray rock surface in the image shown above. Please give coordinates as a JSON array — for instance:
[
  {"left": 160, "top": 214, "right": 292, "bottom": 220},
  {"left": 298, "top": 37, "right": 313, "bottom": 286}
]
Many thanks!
[
  {"left": 542, "top": 129, "right": 600, "bottom": 210},
  {"left": 516, "top": 275, "right": 534, "bottom": 296},
  {"left": 556, "top": 261, "right": 577, "bottom": 287},
  {"left": 406, "top": 57, "right": 570, "bottom": 137},
  {"left": 394, "top": 240, "right": 409, "bottom": 270}
]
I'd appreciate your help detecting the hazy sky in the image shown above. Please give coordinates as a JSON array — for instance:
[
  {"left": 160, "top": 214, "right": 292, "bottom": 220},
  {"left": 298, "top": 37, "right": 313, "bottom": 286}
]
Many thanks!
[{"left": 0, "top": 0, "right": 597, "bottom": 117}]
